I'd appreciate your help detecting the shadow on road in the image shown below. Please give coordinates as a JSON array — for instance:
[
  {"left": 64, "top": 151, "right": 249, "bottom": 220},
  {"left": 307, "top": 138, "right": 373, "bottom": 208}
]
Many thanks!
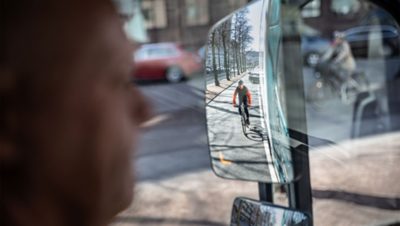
[{"left": 313, "top": 189, "right": 400, "bottom": 210}]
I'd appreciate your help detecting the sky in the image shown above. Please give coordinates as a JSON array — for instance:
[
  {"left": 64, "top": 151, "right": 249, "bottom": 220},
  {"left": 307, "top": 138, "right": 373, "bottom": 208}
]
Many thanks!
[{"left": 246, "top": 0, "right": 264, "bottom": 51}]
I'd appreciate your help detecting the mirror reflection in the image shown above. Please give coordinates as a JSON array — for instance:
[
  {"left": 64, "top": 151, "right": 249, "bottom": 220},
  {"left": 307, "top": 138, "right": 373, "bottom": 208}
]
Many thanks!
[
  {"left": 205, "top": 0, "right": 293, "bottom": 183},
  {"left": 299, "top": 0, "right": 400, "bottom": 152},
  {"left": 298, "top": 0, "right": 400, "bottom": 224},
  {"left": 231, "top": 197, "right": 310, "bottom": 226}
]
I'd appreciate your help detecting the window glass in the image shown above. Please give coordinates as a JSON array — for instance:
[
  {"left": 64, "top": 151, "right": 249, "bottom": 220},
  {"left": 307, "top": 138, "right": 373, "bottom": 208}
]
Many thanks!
[
  {"left": 135, "top": 45, "right": 179, "bottom": 60},
  {"left": 331, "top": 0, "right": 361, "bottom": 16},
  {"left": 299, "top": 1, "right": 400, "bottom": 225},
  {"left": 185, "top": 0, "right": 209, "bottom": 26},
  {"left": 142, "top": 0, "right": 167, "bottom": 29},
  {"left": 265, "top": 0, "right": 292, "bottom": 184},
  {"left": 301, "top": 0, "right": 321, "bottom": 18}
]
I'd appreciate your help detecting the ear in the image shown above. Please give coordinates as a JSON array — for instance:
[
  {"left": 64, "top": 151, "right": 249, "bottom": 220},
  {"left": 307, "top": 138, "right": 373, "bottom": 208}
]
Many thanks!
[{"left": 0, "top": 66, "right": 18, "bottom": 162}]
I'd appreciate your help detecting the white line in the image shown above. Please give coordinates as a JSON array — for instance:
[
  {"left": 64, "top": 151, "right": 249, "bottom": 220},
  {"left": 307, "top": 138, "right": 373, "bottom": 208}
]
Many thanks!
[{"left": 141, "top": 114, "right": 170, "bottom": 128}]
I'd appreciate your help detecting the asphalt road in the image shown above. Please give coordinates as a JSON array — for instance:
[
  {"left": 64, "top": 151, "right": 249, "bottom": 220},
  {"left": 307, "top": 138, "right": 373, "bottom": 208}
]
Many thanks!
[{"left": 135, "top": 76, "right": 210, "bottom": 182}]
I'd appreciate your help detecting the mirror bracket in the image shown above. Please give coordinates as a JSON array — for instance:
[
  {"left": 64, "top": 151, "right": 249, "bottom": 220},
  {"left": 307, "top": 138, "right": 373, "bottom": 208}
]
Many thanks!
[
  {"left": 289, "top": 145, "right": 313, "bottom": 225},
  {"left": 258, "top": 182, "right": 273, "bottom": 202}
]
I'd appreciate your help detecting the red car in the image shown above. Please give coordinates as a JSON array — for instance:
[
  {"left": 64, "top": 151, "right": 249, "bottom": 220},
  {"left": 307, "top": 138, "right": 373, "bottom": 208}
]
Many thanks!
[{"left": 132, "top": 43, "right": 202, "bottom": 83}]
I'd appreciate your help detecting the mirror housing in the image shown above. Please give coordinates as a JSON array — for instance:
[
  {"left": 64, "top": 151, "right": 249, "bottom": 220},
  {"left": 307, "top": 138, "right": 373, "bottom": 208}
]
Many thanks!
[{"left": 231, "top": 197, "right": 310, "bottom": 226}]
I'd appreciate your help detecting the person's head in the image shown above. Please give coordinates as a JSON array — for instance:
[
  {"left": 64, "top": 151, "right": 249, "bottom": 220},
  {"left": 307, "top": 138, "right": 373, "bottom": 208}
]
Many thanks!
[
  {"left": 238, "top": 80, "right": 244, "bottom": 89},
  {"left": 333, "top": 31, "right": 345, "bottom": 44},
  {"left": 0, "top": 0, "right": 150, "bottom": 225}
]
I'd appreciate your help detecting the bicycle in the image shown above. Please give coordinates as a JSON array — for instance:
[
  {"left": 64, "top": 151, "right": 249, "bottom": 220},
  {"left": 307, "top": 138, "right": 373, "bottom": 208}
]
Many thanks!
[
  {"left": 307, "top": 62, "right": 369, "bottom": 109},
  {"left": 236, "top": 103, "right": 250, "bottom": 135}
]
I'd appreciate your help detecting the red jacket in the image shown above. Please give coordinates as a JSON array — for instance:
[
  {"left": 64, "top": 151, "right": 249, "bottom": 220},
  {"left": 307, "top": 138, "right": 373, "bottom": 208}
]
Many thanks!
[{"left": 233, "top": 86, "right": 252, "bottom": 106}]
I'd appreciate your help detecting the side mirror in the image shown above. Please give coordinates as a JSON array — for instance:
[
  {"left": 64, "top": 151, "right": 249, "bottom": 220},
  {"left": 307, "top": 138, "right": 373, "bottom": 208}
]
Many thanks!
[
  {"left": 205, "top": 0, "right": 294, "bottom": 183},
  {"left": 231, "top": 198, "right": 310, "bottom": 226}
]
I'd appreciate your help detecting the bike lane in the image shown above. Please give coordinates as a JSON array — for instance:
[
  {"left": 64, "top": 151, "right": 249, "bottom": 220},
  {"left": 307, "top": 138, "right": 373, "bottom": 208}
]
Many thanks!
[{"left": 206, "top": 73, "right": 275, "bottom": 182}]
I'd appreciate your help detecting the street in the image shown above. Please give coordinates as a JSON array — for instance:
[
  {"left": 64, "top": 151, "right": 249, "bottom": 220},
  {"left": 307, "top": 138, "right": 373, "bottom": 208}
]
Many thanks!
[{"left": 135, "top": 79, "right": 209, "bottom": 182}]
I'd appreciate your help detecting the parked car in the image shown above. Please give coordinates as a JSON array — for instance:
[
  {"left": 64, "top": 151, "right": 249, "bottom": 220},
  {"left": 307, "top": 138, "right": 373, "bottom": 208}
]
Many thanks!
[
  {"left": 361, "top": 8, "right": 399, "bottom": 28},
  {"left": 344, "top": 25, "right": 400, "bottom": 58},
  {"left": 132, "top": 43, "right": 202, "bottom": 83},
  {"left": 249, "top": 68, "right": 261, "bottom": 84},
  {"left": 197, "top": 45, "right": 206, "bottom": 62},
  {"left": 301, "top": 35, "right": 331, "bottom": 67},
  {"left": 249, "top": 72, "right": 260, "bottom": 84}
]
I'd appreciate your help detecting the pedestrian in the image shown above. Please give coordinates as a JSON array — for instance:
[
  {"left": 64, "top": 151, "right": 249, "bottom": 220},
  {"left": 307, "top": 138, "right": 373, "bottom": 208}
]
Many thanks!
[{"left": 0, "top": 1, "right": 151, "bottom": 226}]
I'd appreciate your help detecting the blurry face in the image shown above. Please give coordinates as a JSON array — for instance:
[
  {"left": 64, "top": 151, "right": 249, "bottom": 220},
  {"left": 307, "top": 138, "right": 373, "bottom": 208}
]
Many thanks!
[
  {"left": 239, "top": 84, "right": 244, "bottom": 89},
  {"left": 4, "top": 0, "right": 150, "bottom": 222},
  {"left": 334, "top": 36, "right": 344, "bottom": 45}
]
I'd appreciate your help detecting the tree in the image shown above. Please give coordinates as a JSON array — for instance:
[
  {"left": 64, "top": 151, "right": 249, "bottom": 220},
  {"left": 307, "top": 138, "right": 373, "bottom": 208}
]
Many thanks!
[
  {"left": 211, "top": 31, "right": 220, "bottom": 86},
  {"left": 220, "top": 21, "right": 231, "bottom": 81},
  {"left": 217, "top": 29, "right": 223, "bottom": 73},
  {"left": 231, "top": 8, "right": 253, "bottom": 74}
]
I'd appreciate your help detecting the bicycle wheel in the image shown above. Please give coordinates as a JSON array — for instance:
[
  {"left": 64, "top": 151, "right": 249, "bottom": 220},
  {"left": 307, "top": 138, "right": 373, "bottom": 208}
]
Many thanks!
[
  {"left": 341, "top": 78, "right": 359, "bottom": 104},
  {"left": 307, "top": 79, "right": 335, "bottom": 110},
  {"left": 239, "top": 105, "right": 247, "bottom": 135},
  {"left": 166, "top": 66, "right": 184, "bottom": 83},
  {"left": 241, "top": 113, "right": 247, "bottom": 134},
  {"left": 353, "top": 71, "right": 370, "bottom": 92},
  {"left": 341, "top": 72, "right": 369, "bottom": 104}
]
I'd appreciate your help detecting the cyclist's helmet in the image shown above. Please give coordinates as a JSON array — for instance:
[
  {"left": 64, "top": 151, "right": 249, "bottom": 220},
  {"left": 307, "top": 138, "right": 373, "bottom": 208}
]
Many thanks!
[
  {"left": 334, "top": 31, "right": 345, "bottom": 39},
  {"left": 238, "top": 80, "right": 244, "bottom": 85}
]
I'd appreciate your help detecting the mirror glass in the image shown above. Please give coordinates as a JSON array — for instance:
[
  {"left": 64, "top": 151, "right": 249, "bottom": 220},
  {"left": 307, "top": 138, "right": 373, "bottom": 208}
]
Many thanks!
[
  {"left": 205, "top": 0, "right": 294, "bottom": 183},
  {"left": 230, "top": 197, "right": 310, "bottom": 226}
]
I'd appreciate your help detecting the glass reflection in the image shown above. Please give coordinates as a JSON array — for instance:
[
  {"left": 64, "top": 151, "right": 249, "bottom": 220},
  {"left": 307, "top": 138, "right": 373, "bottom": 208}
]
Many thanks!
[
  {"left": 299, "top": 0, "right": 400, "bottom": 225},
  {"left": 205, "top": 0, "right": 293, "bottom": 183}
]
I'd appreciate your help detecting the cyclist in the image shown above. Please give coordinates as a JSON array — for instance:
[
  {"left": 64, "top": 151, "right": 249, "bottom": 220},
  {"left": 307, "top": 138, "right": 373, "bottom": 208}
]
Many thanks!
[
  {"left": 233, "top": 80, "right": 252, "bottom": 125},
  {"left": 319, "top": 31, "right": 356, "bottom": 84}
]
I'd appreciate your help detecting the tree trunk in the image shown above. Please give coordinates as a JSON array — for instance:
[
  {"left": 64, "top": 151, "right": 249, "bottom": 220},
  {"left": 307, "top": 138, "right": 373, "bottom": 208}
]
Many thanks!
[
  {"left": 217, "top": 43, "right": 222, "bottom": 73},
  {"left": 222, "top": 33, "right": 230, "bottom": 81},
  {"left": 212, "top": 32, "right": 220, "bottom": 86},
  {"left": 235, "top": 44, "right": 240, "bottom": 75}
]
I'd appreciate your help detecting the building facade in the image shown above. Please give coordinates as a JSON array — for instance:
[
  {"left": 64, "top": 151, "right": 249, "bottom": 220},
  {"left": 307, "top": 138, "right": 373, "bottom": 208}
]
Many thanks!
[
  {"left": 141, "top": 0, "right": 249, "bottom": 50},
  {"left": 301, "top": 0, "right": 374, "bottom": 38},
  {"left": 139, "top": 0, "right": 392, "bottom": 50}
]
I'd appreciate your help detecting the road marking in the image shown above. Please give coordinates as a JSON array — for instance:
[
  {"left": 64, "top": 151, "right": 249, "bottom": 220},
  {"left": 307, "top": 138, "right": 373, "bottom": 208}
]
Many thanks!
[
  {"left": 257, "top": 72, "right": 280, "bottom": 182},
  {"left": 218, "top": 152, "right": 232, "bottom": 165},
  {"left": 141, "top": 114, "right": 169, "bottom": 128}
]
